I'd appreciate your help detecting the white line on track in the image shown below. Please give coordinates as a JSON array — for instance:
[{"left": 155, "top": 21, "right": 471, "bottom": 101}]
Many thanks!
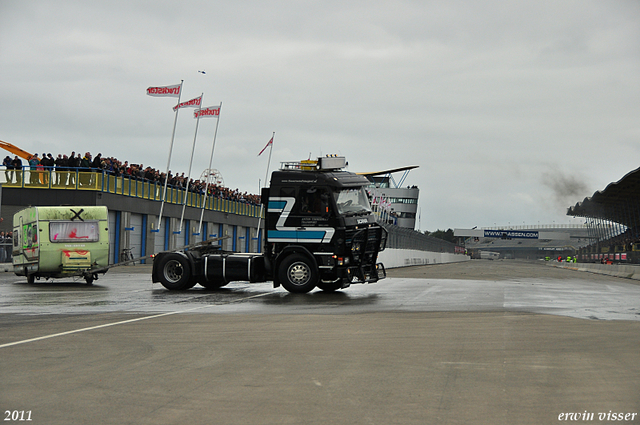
[{"left": 0, "top": 292, "right": 271, "bottom": 349}]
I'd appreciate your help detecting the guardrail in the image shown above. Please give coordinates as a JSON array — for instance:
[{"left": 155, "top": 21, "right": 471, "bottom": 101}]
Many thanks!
[
  {"left": 382, "top": 223, "right": 458, "bottom": 253},
  {"left": 0, "top": 168, "right": 262, "bottom": 218}
]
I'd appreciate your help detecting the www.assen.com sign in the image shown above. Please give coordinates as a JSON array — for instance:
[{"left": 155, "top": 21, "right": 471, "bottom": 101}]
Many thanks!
[{"left": 484, "top": 230, "right": 539, "bottom": 239}]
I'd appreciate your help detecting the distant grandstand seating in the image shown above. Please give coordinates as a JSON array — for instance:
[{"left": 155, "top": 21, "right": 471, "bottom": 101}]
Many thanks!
[{"left": 568, "top": 166, "right": 640, "bottom": 263}]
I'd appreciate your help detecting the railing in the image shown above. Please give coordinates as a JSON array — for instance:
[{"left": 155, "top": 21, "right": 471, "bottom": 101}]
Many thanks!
[
  {"left": 381, "top": 223, "right": 458, "bottom": 253},
  {"left": 0, "top": 167, "right": 262, "bottom": 218},
  {"left": 481, "top": 223, "right": 588, "bottom": 230}
]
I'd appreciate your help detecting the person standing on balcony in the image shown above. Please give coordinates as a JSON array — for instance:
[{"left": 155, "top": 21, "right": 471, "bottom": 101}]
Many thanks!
[
  {"left": 11, "top": 156, "right": 22, "bottom": 185},
  {"left": 28, "top": 154, "right": 39, "bottom": 185},
  {"left": 54, "top": 154, "right": 64, "bottom": 185},
  {"left": 80, "top": 152, "right": 92, "bottom": 186},
  {"left": 41, "top": 153, "right": 54, "bottom": 186},
  {"left": 92, "top": 153, "right": 103, "bottom": 186},
  {"left": 3, "top": 156, "right": 13, "bottom": 183},
  {"left": 68, "top": 152, "right": 78, "bottom": 186},
  {"left": 92, "top": 153, "right": 103, "bottom": 170}
]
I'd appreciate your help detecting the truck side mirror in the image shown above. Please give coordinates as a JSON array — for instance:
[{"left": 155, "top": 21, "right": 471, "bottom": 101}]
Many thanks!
[{"left": 261, "top": 187, "right": 269, "bottom": 206}]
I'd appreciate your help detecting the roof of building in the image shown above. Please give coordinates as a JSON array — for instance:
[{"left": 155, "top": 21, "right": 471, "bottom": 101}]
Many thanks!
[
  {"left": 357, "top": 165, "right": 419, "bottom": 177},
  {"left": 567, "top": 166, "right": 640, "bottom": 222}
]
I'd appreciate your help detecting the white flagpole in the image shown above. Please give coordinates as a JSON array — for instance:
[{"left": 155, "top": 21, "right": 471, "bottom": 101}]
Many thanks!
[
  {"left": 198, "top": 102, "right": 222, "bottom": 236},
  {"left": 179, "top": 93, "right": 204, "bottom": 233},
  {"left": 256, "top": 132, "right": 275, "bottom": 245},
  {"left": 157, "top": 80, "right": 183, "bottom": 231}
]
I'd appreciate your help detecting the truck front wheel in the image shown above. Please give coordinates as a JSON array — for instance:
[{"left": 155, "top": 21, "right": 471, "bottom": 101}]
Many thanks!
[
  {"left": 279, "top": 254, "right": 318, "bottom": 293},
  {"left": 157, "top": 253, "right": 193, "bottom": 290}
]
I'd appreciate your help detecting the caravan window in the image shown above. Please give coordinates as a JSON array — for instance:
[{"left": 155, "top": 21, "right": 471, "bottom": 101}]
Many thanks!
[{"left": 50, "top": 221, "right": 100, "bottom": 243}]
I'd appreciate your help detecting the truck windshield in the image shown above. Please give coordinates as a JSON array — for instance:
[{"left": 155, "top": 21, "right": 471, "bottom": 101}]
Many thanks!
[{"left": 334, "top": 188, "right": 372, "bottom": 216}]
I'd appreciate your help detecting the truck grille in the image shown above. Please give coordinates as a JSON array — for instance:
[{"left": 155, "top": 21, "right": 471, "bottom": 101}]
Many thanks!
[{"left": 346, "top": 225, "right": 387, "bottom": 265}]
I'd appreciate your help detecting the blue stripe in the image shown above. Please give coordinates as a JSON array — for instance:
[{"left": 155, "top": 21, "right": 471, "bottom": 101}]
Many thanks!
[
  {"left": 268, "top": 230, "right": 327, "bottom": 241},
  {"left": 268, "top": 201, "right": 286, "bottom": 210},
  {"left": 298, "top": 231, "right": 326, "bottom": 240},
  {"left": 268, "top": 230, "right": 297, "bottom": 239}
]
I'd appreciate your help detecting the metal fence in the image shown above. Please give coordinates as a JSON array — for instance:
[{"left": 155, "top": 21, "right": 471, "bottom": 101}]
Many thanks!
[
  {"left": 0, "top": 167, "right": 262, "bottom": 218},
  {"left": 382, "top": 223, "right": 457, "bottom": 253}
]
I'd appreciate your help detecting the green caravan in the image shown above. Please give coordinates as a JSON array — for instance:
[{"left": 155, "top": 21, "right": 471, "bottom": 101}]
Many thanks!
[{"left": 12, "top": 206, "right": 109, "bottom": 284}]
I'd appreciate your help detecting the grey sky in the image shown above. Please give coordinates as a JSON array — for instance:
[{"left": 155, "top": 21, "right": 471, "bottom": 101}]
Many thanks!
[{"left": 1, "top": 0, "right": 638, "bottom": 231}]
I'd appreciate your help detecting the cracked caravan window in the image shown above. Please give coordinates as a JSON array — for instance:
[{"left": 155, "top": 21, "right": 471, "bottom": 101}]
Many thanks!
[{"left": 50, "top": 221, "right": 100, "bottom": 243}]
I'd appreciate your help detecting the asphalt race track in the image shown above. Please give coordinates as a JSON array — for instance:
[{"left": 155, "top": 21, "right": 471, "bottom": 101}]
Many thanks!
[{"left": 0, "top": 260, "right": 638, "bottom": 425}]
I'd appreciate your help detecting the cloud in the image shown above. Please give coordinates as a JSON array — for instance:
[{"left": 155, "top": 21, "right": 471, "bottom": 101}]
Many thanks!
[{"left": 0, "top": 0, "right": 639, "bottom": 231}]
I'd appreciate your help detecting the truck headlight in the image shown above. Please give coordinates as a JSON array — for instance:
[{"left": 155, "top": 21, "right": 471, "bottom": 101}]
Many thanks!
[{"left": 351, "top": 242, "right": 361, "bottom": 253}]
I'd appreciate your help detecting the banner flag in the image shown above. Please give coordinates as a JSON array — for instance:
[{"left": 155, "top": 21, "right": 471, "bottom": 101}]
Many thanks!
[
  {"left": 194, "top": 105, "right": 221, "bottom": 119},
  {"left": 258, "top": 136, "right": 273, "bottom": 156},
  {"left": 146, "top": 84, "right": 181, "bottom": 97},
  {"left": 173, "top": 95, "right": 202, "bottom": 111}
]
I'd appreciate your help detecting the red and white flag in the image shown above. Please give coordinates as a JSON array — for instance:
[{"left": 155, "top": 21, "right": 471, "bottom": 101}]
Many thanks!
[
  {"left": 173, "top": 95, "right": 202, "bottom": 111},
  {"left": 194, "top": 105, "right": 221, "bottom": 119},
  {"left": 146, "top": 84, "right": 181, "bottom": 97},
  {"left": 258, "top": 137, "right": 273, "bottom": 156}
]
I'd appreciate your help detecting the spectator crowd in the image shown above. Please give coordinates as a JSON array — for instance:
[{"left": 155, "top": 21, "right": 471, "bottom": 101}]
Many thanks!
[
  {"left": 0, "top": 231, "right": 12, "bottom": 263},
  {"left": 2, "top": 151, "right": 261, "bottom": 206}
]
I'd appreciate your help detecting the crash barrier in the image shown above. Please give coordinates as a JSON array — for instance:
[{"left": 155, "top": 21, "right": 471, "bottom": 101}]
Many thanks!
[
  {"left": 379, "top": 224, "right": 469, "bottom": 268},
  {"left": 378, "top": 249, "right": 470, "bottom": 268},
  {"left": 0, "top": 168, "right": 261, "bottom": 218},
  {"left": 552, "top": 262, "right": 640, "bottom": 281},
  {"left": 381, "top": 223, "right": 459, "bottom": 253}
]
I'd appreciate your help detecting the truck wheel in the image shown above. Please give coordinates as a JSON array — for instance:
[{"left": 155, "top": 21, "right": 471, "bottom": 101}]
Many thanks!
[
  {"left": 279, "top": 254, "right": 317, "bottom": 293},
  {"left": 158, "top": 253, "right": 192, "bottom": 290}
]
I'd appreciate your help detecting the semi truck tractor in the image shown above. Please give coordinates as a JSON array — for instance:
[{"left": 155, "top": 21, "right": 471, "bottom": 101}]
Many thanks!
[{"left": 152, "top": 156, "right": 387, "bottom": 293}]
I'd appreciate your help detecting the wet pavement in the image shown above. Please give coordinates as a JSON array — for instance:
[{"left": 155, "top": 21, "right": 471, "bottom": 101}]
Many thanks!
[
  {"left": 1, "top": 261, "right": 639, "bottom": 425},
  {"left": 1, "top": 262, "right": 639, "bottom": 321}
]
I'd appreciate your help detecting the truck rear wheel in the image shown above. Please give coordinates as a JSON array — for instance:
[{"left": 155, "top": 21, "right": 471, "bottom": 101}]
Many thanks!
[
  {"left": 157, "top": 253, "right": 193, "bottom": 290},
  {"left": 279, "top": 254, "right": 317, "bottom": 293}
]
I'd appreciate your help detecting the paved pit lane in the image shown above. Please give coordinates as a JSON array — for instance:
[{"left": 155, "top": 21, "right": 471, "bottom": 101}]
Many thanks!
[{"left": 0, "top": 260, "right": 639, "bottom": 425}]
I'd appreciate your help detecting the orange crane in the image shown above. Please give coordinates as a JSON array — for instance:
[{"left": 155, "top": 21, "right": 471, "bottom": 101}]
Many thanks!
[{"left": 0, "top": 140, "right": 33, "bottom": 160}]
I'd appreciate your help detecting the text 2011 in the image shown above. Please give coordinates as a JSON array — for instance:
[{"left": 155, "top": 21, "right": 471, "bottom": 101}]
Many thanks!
[{"left": 4, "top": 411, "right": 32, "bottom": 421}]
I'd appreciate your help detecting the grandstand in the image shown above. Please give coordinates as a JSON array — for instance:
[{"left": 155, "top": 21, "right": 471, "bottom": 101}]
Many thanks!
[
  {"left": 458, "top": 225, "right": 591, "bottom": 260},
  {"left": 568, "top": 166, "right": 640, "bottom": 263}
]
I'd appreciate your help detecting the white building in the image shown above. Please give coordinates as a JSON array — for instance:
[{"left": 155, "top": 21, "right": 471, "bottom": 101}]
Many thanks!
[{"left": 359, "top": 165, "right": 420, "bottom": 230}]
